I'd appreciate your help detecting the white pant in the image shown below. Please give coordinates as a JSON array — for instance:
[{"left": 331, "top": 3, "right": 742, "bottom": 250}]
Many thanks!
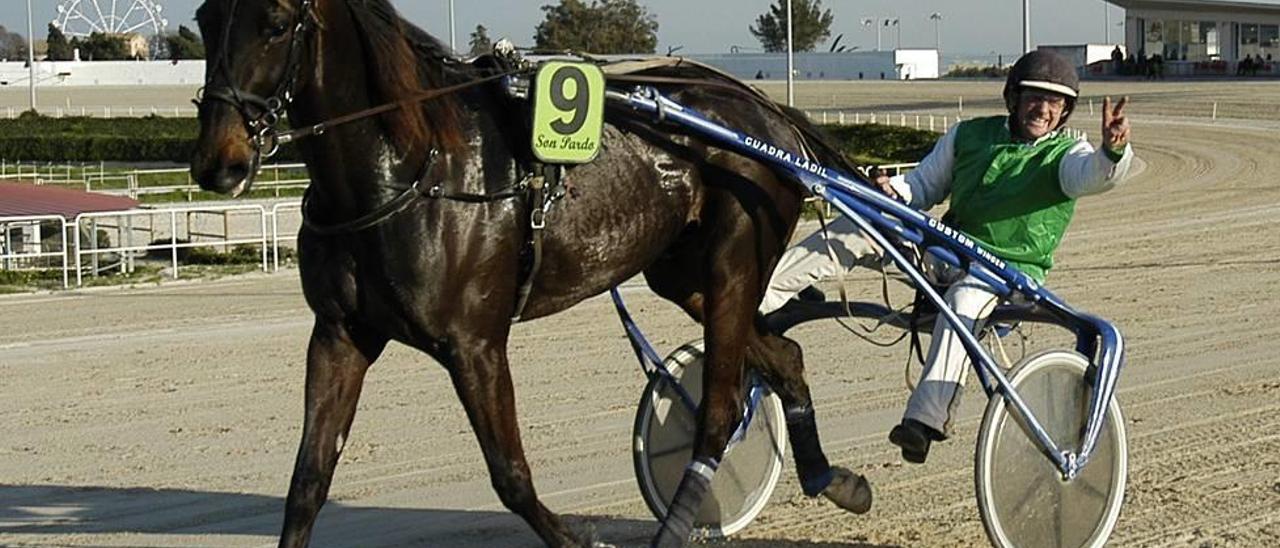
[
  {"left": 904, "top": 272, "right": 1000, "bottom": 436},
  {"left": 758, "top": 216, "right": 881, "bottom": 315},
  {"left": 760, "top": 217, "right": 1001, "bottom": 436}
]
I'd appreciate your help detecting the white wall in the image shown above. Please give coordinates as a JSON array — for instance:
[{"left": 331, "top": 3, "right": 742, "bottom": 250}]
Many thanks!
[
  {"left": 1039, "top": 44, "right": 1129, "bottom": 67},
  {"left": 0, "top": 60, "right": 206, "bottom": 88},
  {"left": 692, "top": 50, "right": 938, "bottom": 81},
  {"left": 894, "top": 50, "right": 941, "bottom": 79}
]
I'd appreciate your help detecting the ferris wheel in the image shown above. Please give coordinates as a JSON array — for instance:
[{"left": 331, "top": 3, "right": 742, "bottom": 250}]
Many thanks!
[{"left": 52, "top": 0, "right": 170, "bottom": 38}]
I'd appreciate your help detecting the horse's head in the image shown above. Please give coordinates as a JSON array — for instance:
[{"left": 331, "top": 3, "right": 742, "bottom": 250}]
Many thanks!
[{"left": 191, "top": 0, "right": 317, "bottom": 197}]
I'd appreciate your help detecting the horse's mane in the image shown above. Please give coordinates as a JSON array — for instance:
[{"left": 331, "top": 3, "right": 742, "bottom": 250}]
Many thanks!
[
  {"left": 342, "top": 2, "right": 856, "bottom": 179},
  {"left": 345, "top": 0, "right": 469, "bottom": 154}
]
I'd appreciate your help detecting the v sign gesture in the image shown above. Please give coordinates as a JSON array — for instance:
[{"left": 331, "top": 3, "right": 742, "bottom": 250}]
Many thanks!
[{"left": 1102, "top": 96, "right": 1130, "bottom": 154}]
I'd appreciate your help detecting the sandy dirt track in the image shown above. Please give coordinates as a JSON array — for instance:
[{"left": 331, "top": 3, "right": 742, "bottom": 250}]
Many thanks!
[{"left": 2, "top": 82, "right": 1280, "bottom": 547}]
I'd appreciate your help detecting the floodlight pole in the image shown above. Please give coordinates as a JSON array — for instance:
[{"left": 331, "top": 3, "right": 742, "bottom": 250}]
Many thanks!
[
  {"left": 1103, "top": 2, "right": 1110, "bottom": 43},
  {"left": 448, "top": 0, "right": 456, "bottom": 52},
  {"left": 1023, "top": 0, "right": 1031, "bottom": 54},
  {"left": 786, "top": 0, "right": 794, "bottom": 106},
  {"left": 931, "top": 12, "right": 943, "bottom": 51},
  {"left": 27, "top": 0, "right": 37, "bottom": 112}
]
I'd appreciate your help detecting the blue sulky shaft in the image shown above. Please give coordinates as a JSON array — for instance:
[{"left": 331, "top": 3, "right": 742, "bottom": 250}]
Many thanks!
[{"left": 606, "top": 85, "right": 1125, "bottom": 478}]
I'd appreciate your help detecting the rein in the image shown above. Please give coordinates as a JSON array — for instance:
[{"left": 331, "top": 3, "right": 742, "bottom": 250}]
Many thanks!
[
  {"left": 197, "top": 0, "right": 526, "bottom": 163},
  {"left": 198, "top": 0, "right": 532, "bottom": 236},
  {"left": 275, "top": 70, "right": 523, "bottom": 149},
  {"left": 198, "top": 0, "right": 317, "bottom": 163}
]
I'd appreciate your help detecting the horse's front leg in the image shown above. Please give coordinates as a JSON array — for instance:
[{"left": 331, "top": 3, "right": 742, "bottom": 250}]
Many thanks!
[
  {"left": 279, "top": 319, "right": 387, "bottom": 548},
  {"left": 446, "top": 333, "right": 592, "bottom": 547}
]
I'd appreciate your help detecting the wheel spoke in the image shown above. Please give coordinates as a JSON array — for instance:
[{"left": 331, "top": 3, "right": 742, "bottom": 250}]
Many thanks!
[
  {"left": 1009, "top": 466, "right": 1053, "bottom": 517},
  {"left": 1076, "top": 470, "right": 1113, "bottom": 502}
]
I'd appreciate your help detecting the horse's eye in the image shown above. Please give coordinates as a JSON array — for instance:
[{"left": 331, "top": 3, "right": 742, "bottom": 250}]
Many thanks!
[{"left": 267, "top": 23, "right": 289, "bottom": 39}]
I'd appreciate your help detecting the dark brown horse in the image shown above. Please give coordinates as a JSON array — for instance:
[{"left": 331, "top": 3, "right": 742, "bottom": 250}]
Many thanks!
[{"left": 190, "top": 0, "right": 870, "bottom": 546}]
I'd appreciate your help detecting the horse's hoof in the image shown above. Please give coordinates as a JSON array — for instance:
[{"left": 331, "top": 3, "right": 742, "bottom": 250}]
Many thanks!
[{"left": 821, "top": 466, "right": 872, "bottom": 514}]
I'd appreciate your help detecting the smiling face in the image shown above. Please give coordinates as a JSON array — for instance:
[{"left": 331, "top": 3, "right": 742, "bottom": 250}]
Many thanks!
[{"left": 1011, "top": 89, "right": 1068, "bottom": 141}]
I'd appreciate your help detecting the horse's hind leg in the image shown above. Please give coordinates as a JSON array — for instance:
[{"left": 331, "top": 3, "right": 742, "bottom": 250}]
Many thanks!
[
  {"left": 642, "top": 225, "right": 870, "bottom": 520},
  {"left": 644, "top": 262, "right": 871, "bottom": 517},
  {"left": 445, "top": 334, "right": 589, "bottom": 548},
  {"left": 746, "top": 326, "right": 872, "bottom": 514},
  {"left": 280, "top": 320, "right": 387, "bottom": 548},
  {"left": 647, "top": 171, "right": 786, "bottom": 545}
]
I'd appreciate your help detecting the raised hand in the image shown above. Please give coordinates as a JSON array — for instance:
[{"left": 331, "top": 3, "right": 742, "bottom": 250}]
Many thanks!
[{"left": 1102, "top": 96, "right": 1130, "bottom": 153}]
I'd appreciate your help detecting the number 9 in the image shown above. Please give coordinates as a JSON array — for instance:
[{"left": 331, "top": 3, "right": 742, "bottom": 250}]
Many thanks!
[{"left": 550, "top": 66, "right": 590, "bottom": 135}]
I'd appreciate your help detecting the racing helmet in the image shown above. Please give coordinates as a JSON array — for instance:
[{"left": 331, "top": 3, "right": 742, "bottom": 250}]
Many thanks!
[{"left": 1003, "top": 50, "right": 1080, "bottom": 129}]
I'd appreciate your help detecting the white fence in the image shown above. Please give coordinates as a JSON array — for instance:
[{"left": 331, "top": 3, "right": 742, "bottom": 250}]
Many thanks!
[
  {"left": 802, "top": 109, "right": 1090, "bottom": 142},
  {"left": 72, "top": 204, "right": 274, "bottom": 286},
  {"left": 0, "top": 202, "right": 303, "bottom": 289},
  {"left": 0, "top": 162, "right": 309, "bottom": 199},
  {"left": 0, "top": 153, "right": 921, "bottom": 290},
  {"left": 0, "top": 105, "right": 199, "bottom": 119},
  {"left": 270, "top": 202, "right": 303, "bottom": 272},
  {"left": 0, "top": 215, "right": 71, "bottom": 288}
]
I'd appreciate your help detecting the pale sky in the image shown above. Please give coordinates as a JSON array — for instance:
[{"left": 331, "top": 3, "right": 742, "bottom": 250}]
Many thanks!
[{"left": 0, "top": 0, "right": 1151, "bottom": 60}]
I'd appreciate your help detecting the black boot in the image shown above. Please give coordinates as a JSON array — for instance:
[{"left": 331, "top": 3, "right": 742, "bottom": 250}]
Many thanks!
[{"left": 888, "top": 419, "right": 946, "bottom": 464}]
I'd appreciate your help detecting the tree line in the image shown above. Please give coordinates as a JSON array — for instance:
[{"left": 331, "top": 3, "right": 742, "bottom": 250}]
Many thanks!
[
  {"left": 496, "top": 0, "right": 834, "bottom": 55},
  {"left": 4, "top": 0, "right": 834, "bottom": 62}
]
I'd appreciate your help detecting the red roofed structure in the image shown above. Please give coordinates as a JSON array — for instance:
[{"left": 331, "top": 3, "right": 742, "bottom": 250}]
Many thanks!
[{"left": 0, "top": 181, "right": 139, "bottom": 219}]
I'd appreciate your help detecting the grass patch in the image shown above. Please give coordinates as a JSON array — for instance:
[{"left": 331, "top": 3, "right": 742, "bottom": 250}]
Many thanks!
[
  {"left": 0, "top": 243, "right": 291, "bottom": 293},
  {"left": 816, "top": 123, "right": 938, "bottom": 166}
]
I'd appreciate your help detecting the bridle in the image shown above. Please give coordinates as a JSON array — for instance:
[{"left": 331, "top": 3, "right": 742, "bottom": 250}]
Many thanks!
[
  {"left": 196, "top": 0, "right": 525, "bottom": 168},
  {"left": 196, "top": 0, "right": 318, "bottom": 167}
]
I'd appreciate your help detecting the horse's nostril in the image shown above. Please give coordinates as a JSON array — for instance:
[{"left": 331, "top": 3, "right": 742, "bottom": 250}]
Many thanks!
[
  {"left": 224, "top": 163, "right": 250, "bottom": 186},
  {"left": 196, "top": 161, "right": 253, "bottom": 194}
]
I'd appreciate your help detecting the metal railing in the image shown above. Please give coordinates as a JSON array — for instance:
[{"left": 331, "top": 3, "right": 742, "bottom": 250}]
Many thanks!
[
  {"left": 1, "top": 162, "right": 310, "bottom": 199},
  {"left": 270, "top": 202, "right": 303, "bottom": 272},
  {"left": 5, "top": 154, "right": 923, "bottom": 289},
  {"left": 72, "top": 204, "right": 275, "bottom": 286},
  {"left": 0, "top": 215, "right": 71, "bottom": 288},
  {"left": 802, "top": 109, "right": 1090, "bottom": 142},
  {"left": 2, "top": 105, "right": 199, "bottom": 119}
]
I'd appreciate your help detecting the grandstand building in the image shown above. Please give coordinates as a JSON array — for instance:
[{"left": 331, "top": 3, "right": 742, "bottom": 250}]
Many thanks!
[{"left": 1112, "top": 0, "right": 1280, "bottom": 69}]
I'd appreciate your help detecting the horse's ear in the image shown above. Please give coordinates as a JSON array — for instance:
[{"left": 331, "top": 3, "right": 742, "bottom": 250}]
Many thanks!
[{"left": 346, "top": 0, "right": 465, "bottom": 155}]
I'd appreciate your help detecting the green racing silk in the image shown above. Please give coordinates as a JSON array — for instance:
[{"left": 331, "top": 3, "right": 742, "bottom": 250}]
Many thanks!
[{"left": 944, "top": 116, "right": 1080, "bottom": 283}]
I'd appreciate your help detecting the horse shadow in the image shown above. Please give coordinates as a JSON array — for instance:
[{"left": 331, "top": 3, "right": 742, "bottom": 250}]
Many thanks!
[{"left": 0, "top": 484, "right": 894, "bottom": 547}]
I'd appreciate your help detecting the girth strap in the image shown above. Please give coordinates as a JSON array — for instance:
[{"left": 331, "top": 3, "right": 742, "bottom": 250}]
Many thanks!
[{"left": 511, "top": 164, "right": 559, "bottom": 321}]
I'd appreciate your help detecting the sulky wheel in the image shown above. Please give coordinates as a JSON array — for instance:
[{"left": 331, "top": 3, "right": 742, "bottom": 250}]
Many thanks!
[
  {"left": 631, "top": 340, "right": 787, "bottom": 537},
  {"left": 975, "top": 350, "right": 1128, "bottom": 548}
]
